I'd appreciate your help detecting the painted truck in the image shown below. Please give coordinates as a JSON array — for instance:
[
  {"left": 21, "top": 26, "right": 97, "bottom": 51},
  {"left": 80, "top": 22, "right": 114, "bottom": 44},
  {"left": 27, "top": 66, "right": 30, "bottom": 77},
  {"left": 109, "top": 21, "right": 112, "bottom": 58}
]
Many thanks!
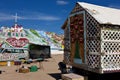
[
  {"left": 0, "top": 48, "right": 29, "bottom": 61},
  {"left": 0, "top": 37, "right": 29, "bottom": 61},
  {"left": 62, "top": 2, "right": 120, "bottom": 73}
]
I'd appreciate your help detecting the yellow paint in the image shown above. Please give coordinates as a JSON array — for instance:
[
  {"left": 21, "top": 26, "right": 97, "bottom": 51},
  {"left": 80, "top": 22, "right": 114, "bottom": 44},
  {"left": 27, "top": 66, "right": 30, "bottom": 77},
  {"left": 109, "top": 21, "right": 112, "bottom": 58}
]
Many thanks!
[{"left": 0, "top": 61, "right": 14, "bottom": 66}]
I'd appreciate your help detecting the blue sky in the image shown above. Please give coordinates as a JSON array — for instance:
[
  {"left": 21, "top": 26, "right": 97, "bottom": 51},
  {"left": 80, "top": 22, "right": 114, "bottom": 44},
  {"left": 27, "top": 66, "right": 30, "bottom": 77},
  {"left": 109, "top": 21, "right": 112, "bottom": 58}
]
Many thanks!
[{"left": 0, "top": 0, "right": 120, "bottom": 34}]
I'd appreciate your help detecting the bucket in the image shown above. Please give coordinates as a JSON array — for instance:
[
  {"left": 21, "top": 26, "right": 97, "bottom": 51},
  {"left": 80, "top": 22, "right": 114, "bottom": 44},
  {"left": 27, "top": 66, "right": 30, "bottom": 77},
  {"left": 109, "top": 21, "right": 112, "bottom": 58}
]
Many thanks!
[
  {"left": 30, "top": 65, "right": 38, "bottom": 72},
  {"left": 7, "top": 61, "right": 11, "bottom": 66},
  {"left": 14, "top": 61, "right": 21, "bottom": 65},
  {"left": 0, "top": 61, "right": 7, "bottom": 66}
]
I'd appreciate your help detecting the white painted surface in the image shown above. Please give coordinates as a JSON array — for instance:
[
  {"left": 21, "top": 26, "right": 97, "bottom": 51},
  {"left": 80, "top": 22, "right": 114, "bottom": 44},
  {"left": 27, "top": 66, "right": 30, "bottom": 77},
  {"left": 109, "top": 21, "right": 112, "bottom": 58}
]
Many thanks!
[
  {"left": 51, "top": 50, "right": 63, "bottom": 54},
  {"left": 78, "top": 2, "right": 120, "bottom": 25}
]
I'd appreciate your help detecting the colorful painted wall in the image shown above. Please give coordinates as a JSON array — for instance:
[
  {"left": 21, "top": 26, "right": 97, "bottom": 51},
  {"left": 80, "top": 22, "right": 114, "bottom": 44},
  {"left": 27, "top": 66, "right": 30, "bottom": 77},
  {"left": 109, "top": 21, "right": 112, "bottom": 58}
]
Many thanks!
[
  {"left": 70, "top": 14, "right": 85, "bottom": 64},
  {"left": 0, "top": 25, "right": 64, "bottom": 50}
]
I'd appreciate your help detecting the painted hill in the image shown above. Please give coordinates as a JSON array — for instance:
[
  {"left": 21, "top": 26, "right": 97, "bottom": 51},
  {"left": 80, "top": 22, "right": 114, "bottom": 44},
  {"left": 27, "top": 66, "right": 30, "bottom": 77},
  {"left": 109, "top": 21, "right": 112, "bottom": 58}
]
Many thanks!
[
  {"left": 0, "top": 26, "right": 64, "bottom": 50},
  {"left": 24, "top": 29, "right": 64, "bottom": 49}
]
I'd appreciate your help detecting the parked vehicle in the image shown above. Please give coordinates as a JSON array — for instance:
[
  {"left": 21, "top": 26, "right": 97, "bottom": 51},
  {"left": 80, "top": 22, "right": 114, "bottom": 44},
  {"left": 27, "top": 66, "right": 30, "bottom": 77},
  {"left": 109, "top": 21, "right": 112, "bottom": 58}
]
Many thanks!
[{"left": 0, "top": 48, "right": 29, "bottom": 61}]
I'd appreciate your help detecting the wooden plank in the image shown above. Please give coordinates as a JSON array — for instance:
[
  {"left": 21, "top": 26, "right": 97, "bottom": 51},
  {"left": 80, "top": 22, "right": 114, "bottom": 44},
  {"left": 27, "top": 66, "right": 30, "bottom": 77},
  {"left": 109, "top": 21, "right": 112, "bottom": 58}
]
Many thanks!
[{"left": 62, "top": 73, "right": 84, "bottom": 80}]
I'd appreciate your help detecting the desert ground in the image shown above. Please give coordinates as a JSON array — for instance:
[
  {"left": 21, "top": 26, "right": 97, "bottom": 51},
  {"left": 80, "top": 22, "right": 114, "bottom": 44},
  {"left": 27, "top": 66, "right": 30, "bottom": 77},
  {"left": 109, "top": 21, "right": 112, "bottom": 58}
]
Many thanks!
[
  {"left": 0, "top": 54, "right": 63, "bottom": 80},
  {"left": 1, "top": 54, "right": 120, "bottom": 80}
]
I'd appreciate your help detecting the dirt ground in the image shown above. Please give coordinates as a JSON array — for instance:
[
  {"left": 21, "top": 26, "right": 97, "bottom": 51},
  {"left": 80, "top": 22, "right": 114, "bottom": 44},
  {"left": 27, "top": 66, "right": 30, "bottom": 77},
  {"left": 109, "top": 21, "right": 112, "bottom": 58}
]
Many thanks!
[
  {"left": 1, "top": 54, "right": 120, "bottom": 80},
  {"left": 0, "top": 54, "right": 63, "bottom": 80}
]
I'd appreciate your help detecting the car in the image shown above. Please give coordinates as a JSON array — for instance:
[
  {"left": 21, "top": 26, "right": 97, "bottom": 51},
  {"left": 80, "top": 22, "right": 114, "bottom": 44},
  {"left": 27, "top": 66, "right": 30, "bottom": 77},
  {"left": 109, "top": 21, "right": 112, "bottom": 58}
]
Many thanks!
[{"left": 0, "top": 48, "right": 29, "bottom": 61}]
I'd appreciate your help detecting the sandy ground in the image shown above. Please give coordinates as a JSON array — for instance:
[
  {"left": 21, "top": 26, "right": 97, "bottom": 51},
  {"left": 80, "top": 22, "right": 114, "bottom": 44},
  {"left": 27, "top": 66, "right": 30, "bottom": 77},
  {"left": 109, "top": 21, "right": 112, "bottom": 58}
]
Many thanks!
[{"left": 0, "top": 54, "right": 63, "bottom": 80}]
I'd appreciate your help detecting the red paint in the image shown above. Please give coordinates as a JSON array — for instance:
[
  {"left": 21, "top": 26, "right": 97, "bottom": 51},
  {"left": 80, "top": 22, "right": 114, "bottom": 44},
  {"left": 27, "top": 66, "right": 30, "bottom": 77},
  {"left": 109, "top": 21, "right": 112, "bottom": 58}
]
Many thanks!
[{"left": 6, "top": 38, "right": 29, "bottom": 48}]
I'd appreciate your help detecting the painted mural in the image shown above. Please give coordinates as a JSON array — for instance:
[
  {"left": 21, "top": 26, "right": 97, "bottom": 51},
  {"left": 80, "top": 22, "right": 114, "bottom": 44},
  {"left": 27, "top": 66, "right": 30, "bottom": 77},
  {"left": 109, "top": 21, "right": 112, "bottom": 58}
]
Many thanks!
[
  {"left": 0, "top": 53, "right": 28, "bottom": 61},
  {"left": 6, "top": 38, "right": 29, "bottom": 48},
  {"left": 0, "top": 24, "right": 29, "bottom": 61},
  {"left": 0, "top": 25, "right": 63, "bottom": 49},
  {"left": 0, "top": 23, "right": 63, "bottom": 61},
  {"left": 70, "top": 14, "right": 84, "bottom": 63},
  {"left": 1, "top": 24, "right": 25, "bottom": 37}
]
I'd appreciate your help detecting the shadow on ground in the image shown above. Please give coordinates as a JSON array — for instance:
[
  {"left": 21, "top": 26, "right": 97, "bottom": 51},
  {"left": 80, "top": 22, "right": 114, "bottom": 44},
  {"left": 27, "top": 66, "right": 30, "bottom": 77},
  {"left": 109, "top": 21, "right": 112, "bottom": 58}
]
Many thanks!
[
  {"left": 88, "top": 72, "right": 120, "bottom": 80},
  {"left": 48, "top": 72, "right": 120, "bottom": 80},
  {"left": 48, "top": 73, "right": 61, "bottom": 80}
]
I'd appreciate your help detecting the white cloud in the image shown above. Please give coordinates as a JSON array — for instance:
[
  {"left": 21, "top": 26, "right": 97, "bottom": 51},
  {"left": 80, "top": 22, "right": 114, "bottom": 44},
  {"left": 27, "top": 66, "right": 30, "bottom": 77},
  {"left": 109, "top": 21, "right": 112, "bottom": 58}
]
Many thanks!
[
  {"left": 56, "top": 0, "right": 68, "bottom": 5},
  {"left": 21, "top": 15, "right": 60, "bottom": 21},
  {"left": 0, "top": 13, "right": 14, "bottom": 21},
  {"left": 0, "top": 12, "right": 60, "bottom": 21},
  {"left": 38, "top": 16, "right": 60, "bottom": 21}
]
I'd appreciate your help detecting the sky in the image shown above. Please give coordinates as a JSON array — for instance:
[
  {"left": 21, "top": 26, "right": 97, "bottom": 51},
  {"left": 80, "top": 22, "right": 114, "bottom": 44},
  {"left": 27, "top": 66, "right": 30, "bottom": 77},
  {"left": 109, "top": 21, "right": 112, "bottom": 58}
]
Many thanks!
[{"left": 0, "top": 0, "right": 120, "bottom": 34}]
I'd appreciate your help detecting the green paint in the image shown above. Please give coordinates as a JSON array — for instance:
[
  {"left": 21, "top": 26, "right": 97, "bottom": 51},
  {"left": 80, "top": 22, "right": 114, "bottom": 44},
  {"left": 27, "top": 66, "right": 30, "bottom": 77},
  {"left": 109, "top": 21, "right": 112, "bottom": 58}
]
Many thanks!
[
  {"left": 16, "top": 33, "right": 18, "bottom": 37},
  {"left": 30, "top": 29, "right": 41, "bottom": 38},
  {"left": 8, "top": 32, "right": 11, "bottom": 37},
  {"left": 74, "top": 41, "right": 81, "bottom": 59}
]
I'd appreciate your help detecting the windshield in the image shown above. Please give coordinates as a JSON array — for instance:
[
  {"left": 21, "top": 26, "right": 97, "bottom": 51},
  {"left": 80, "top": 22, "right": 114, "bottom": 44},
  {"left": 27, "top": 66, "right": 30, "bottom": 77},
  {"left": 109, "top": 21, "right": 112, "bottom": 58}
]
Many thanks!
[{"left": 3, "top": 49, "right": 24, "bottom": 53}]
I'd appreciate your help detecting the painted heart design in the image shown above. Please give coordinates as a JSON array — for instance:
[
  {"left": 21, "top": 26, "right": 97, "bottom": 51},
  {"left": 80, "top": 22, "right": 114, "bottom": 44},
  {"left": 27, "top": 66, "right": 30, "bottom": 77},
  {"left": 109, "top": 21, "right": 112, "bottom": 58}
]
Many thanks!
[{"left": 6, "top": 38, "right": 29, "bottom": 48}]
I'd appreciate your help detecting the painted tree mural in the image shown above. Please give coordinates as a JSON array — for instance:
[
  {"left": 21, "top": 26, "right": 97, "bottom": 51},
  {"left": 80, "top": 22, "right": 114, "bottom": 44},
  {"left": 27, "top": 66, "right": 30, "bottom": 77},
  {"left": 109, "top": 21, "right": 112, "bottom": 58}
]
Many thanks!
[{"left": 70, "top": 14, "right": 84, "bottom": 63}]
